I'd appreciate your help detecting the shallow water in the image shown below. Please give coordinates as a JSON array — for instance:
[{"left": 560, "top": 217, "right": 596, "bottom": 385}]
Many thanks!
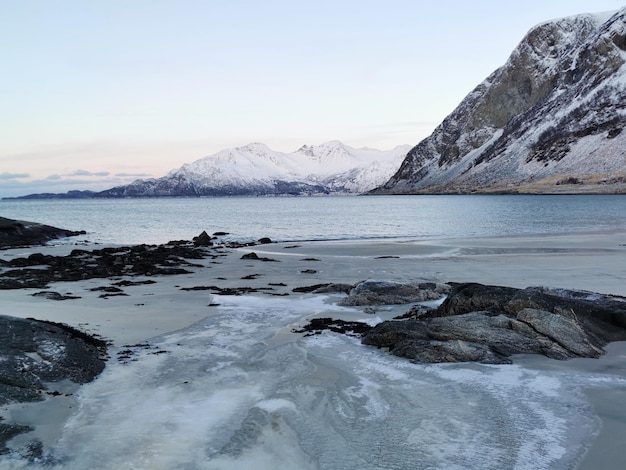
[{"left": 4, "top": 294, "right": 626, "bottom": 469}]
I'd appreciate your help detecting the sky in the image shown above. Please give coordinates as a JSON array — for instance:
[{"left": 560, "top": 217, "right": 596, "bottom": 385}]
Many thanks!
[{"left": 1, "top": 0, "right": 625, "bottom": 198}]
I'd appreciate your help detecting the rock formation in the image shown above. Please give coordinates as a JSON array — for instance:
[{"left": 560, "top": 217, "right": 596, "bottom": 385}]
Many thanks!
[
  {"left": 0, "top": 316, "right": 107, "bottom": 454},
  {"left": 0, "top": 217, "right": 85, "bottom": 249},
  {"left": 361, "top": 283, "right": 626, "bottom": 364},
  {"left": 373, "top": 9, "right": 626, "bottom": 194}
]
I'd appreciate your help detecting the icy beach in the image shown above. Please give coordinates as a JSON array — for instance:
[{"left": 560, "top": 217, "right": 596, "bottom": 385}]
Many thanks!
[{"left": 1, "top": 230, "right": 626, "bottom": 468}]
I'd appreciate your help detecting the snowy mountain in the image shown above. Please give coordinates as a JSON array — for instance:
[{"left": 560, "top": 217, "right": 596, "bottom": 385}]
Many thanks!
[
  {"left": 372, "top": 8, "right": 626, "bottom": 194},
  {"left": 99, "top": 141, "right": 410, "bottom": 197}
]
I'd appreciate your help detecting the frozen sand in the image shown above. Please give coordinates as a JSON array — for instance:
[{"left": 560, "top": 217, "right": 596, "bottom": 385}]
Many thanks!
[{"left": 1, "top": 229, "right": 626, "bottom": 467}]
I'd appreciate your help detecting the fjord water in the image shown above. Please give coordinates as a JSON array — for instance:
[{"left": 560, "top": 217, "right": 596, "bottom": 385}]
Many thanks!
[{"left": 2, "top": 194, "right": 626, "bottom": 245}]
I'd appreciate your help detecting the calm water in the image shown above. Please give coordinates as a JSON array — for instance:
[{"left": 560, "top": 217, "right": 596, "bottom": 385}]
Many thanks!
[{"left": 1, "top": 195, "right": 626, "bottom": 245}]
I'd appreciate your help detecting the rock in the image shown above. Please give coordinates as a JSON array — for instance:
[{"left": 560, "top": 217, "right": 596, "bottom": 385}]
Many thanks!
[
  {"left": 257, "top": 237, "right": 272, "bottom": 244},
  {"left": 516, "top": 308, "right": 604, "bottom": 357},
  {"left": 292, "top": 317, "right": 372, "bottom": 336},
  {"left": 0, "top": 315, "right": 108, "bottom": 453},
  {"left": 340, "top": 280, "right": 449, "bottom": 306},
  {"left": 193, "top": 231, "right": 213, "bottom": 246},
  {"left": 239, "top": 252, "right": 279, "bottom": 262},
  {"left": 0, "top": 242, "right": 210, "bottom": 290},
  {"left": 31, "top": 291, "right": 81, "bottom": 301},
  {"left": 0, "top": 217, "right": 85, "bottom": 249},
  {"left": 360, "top": 282, "right": 626, "bottom": 364}
]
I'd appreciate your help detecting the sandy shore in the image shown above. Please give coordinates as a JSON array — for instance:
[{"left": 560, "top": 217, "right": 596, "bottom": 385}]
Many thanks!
[{"left": 1, "top": 229, "right": 626, "bottom": 466}]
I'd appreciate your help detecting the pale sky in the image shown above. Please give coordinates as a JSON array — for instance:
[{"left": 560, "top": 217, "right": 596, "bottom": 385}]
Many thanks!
[{"left": 1, "top": 0, "right": 624, "bottom": 197}]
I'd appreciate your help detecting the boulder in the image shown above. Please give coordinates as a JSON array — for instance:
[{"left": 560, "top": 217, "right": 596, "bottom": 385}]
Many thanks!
[
  {"left": 340, "top": 280, "right": 449, "bottom": 306},
  {"left": 0, "top": 217, "right": 85, "bottom": 249},
  {"left": 361, "top": 283, "right": 626, "bottom": 364},
  {"left": 0, "top": 315, "right": 108, "bottom": 454},
  {"left": 193, "top": 230, "right": 213, "bottom": 246}
]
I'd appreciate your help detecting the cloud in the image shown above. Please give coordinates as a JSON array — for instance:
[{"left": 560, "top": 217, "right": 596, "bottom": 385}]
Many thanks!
[
  {"left": 68, "top": 169, "right": 111, "bottom": 177},
  {"left": 45, "top": 174, "right": 62, "bottom": 180},
  {"left": 0, "top": 172, "right": 30, "bottom": 180},
  {"left": 115, "top": 172, "right": 152, "bottom": 178}
]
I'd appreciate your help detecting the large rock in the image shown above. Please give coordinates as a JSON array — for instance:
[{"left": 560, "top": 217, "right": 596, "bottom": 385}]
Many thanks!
[
  {"left": 0, "top": 315, "right": 108, "bottom": 454},
  {"left": 361, "top": 283, "right": 626, "bottom": 364},
  {"left": 340, "top": 280, "right": 449, "bottom": 306},
  {"left": 0, "top": 217, "right": 85, "bottom": 249}
]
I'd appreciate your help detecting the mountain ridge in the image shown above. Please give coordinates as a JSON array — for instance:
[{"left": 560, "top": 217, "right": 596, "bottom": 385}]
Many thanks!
[
  {"left": 7, "top": 141, "right": 411, "bottom": 199},
  {"left": 372, "top": 8, "right": 626, "bottom": 194}
]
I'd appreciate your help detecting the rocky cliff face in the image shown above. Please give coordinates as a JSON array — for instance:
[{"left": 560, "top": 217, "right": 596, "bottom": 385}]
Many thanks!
[{"left": 374, "top": 9, "right": 626, "bottom": 194}]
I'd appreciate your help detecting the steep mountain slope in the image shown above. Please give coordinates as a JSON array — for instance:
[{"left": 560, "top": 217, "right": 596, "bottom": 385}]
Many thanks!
[
  {"left": 99, "top": 141, "right": 410, "bottom": 197},
  {"left": 373, "top": 9, "right": 626, "bottom": 194}
]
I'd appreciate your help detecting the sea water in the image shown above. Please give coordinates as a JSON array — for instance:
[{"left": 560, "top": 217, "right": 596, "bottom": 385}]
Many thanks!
[
  {"left": 2, "top": 195, "right": 626, "bottom": 468},
  {"left": 1, "top": 194, "right": 626, "bottom": 245}
]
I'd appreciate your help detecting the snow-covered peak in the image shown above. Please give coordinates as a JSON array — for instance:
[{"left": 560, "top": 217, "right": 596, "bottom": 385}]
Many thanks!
[
  {"left": 376, "top": 8, "right": 626, "bottom": 195},
  {"left": 155, "top": 140, "right": 410, "bottom": 195}
]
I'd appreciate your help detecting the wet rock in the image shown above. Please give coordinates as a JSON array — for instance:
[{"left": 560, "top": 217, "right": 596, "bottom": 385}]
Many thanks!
[
  {"left": 361, "top": 283, "right": 626, "bottom": 364},
  {"left": 293, "top": 318, "right": 372, "bottom": 337},
  {"left": 193, "top": 231, "right": 213, "bottom": 246},
  {"left": 0, "top": 217, "right": 86, "bottom": 249},
  {"left": 0, "top": 315, "right": 108, "bottom": 452},
  {"left": 240, "top": 252, "right": 279, "bottom": 262},
  {"left": 292, "top": 283, "right": 332, "bottom": 293},
  {"left": 340, "top": 280, "right": 449, "bottom": 306},
  {"left": 257, "top": 237, "right": 272, "bottom": 244},
  {"left": 0, "top": 242, "right": 210, "bottom": 290},
  {"left": 31, "top": 291, "right": 81, "bottom": 301}
]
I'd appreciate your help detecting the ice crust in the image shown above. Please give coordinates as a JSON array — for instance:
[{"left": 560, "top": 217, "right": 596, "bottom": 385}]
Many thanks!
[{"left": 6, "top": 294, "right": 625, "bottom": 469}]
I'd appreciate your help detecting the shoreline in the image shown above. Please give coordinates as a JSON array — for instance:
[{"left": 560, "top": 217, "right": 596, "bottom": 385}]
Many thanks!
[{"left": 1, "top": 229, "right": 626, "bottom": 466}]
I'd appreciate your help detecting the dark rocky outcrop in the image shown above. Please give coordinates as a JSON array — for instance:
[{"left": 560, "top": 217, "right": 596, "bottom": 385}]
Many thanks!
[
  {"left": 0, "top": 315, "right": 108, "bottom": 454},
  {"left": 340, "top": 280, "right": 449, "bottom": 306},
  {"left": 361, "top": 283, "right": 626, "bottom": 364},
  {"left": 0, "top": 242, "right": 210, "bottom": 290},
  {"left": 373, "top": 9, "right": 626, "bottom": 194},
  {"left": 0, "top": 217, "right": 85, "bottom": 249}
]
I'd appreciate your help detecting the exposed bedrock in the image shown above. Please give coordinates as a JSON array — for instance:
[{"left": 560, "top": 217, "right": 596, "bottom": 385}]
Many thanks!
[
  {"left": 361, "top": 282, "right": 626, "bottom": 364},
  {"left": 0, "top": 217, "right": 85, "bottom": 249}
]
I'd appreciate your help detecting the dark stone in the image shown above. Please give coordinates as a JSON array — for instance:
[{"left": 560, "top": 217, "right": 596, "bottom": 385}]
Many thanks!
[
  {"left": 193, "top": 231, "right": 213, "bottom": 246},
  {"left": 0, "top": 217, "right": 86, "bottom": 249},
  {"left": 239, "top": 252, "right": 279, "bottom": 262},
  {"left": 257, "top": 237, "right": 272, "bottom": 244},
  {"left": 293, "top": 318, "right": 372, "bottom": 336},
  {"left": 0, "top": 315, "right": 108, "bottom": 452},
  {"left": 361, "top": 283, "right": 626, "bottom": 364},
  {"left": 340, "top": 280, "right": 449, "bottom": 306},
  {"left": 0, "top": 242, "right": 210, "bottom": 290},
  {"left": 31, "top": 291, "right": 81, "bottom": 301}
]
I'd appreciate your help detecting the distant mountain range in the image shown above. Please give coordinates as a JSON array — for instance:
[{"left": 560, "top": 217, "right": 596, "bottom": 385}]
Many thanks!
[
  {"left": 372, "top": 8, "right": 626, "bottom": 194},
  {"left": 10, "top": 141, "right": 410, "bottom": 199}
]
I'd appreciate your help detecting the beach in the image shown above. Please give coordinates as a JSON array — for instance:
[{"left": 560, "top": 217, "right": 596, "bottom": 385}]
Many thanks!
[{"left": 1, "top": 229, "right": 626, "bottom": 468}]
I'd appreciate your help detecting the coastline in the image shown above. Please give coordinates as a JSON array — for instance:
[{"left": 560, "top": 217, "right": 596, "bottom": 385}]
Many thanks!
[{"left": 1, "top": 229, "right": 626, "bottom": 466}]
